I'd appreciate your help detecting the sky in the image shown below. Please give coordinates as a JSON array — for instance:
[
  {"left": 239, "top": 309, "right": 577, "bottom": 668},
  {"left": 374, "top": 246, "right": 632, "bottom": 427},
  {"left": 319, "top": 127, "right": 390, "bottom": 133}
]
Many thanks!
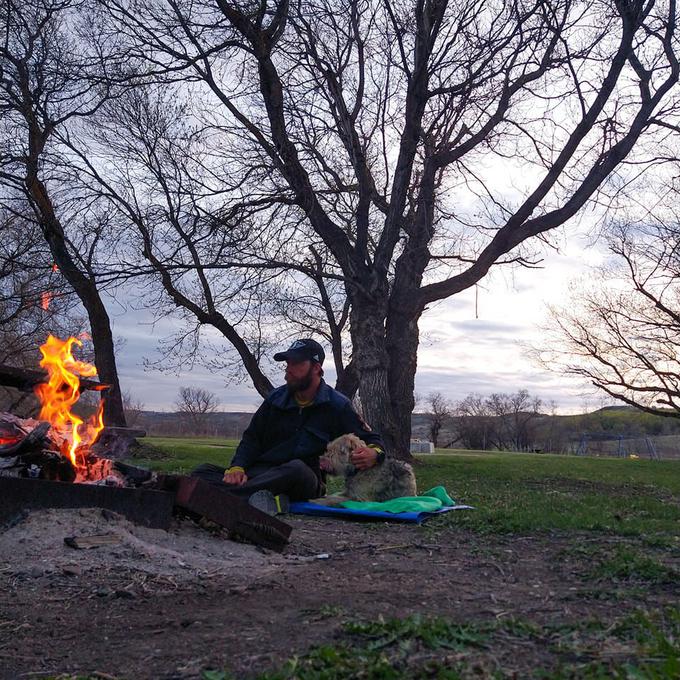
[{"left": 105, "top": 227, "right": 610, "bottom": 415}]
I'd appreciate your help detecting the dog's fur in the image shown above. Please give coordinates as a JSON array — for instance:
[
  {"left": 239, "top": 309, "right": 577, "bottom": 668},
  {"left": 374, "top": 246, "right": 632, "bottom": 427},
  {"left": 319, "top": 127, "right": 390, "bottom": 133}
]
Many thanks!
[{"left": 318, "top": 433, "right": 417, "bottom": 503}]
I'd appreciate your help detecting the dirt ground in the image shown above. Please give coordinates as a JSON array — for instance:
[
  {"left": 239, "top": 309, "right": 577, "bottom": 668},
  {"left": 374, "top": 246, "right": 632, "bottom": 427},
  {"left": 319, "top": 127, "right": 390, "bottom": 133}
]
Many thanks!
[{"left": 1, "top": 508, "right": 678, "bottom": 679}]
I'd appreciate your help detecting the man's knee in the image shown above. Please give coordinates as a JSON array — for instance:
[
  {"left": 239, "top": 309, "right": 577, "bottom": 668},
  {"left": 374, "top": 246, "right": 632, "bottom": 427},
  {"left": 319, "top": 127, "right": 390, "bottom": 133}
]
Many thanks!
[
  {"left": 279, "top": 459, "right": 320, "bottom": 498},
  {"left": 280, "top": 459, "right": 316, "bottom": 480},
  {"left": 191, "top": 463, "right": 226, "bottom": 482},
  {"left": 280, "top": 459, "right": 309, "bottom": 473}
]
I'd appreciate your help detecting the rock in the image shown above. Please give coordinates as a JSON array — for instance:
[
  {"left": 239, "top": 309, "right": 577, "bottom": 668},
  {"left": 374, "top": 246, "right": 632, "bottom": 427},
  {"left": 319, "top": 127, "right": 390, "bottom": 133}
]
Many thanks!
[
  {"left": 62, "top": 565, "right": 82, "bottom": 576},
  {"left": 101, "top": 509, "right": 125, "bottom": 522}
]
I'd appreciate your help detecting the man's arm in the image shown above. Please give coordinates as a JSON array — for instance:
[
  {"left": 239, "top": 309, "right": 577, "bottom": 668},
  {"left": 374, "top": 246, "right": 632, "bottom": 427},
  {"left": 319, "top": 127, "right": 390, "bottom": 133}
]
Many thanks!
[
  {"left": 229, "top": 401, "right": 270, "bottom": 471},
  {"left": 339, "top": 404, "right": 386, "bottom": 470}
]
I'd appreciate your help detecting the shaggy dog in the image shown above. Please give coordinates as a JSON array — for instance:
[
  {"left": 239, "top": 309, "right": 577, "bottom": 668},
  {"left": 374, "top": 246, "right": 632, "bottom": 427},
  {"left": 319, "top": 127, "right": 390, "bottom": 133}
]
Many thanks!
[{"left": 318, "top": 433, "right": 417, "bottom": 503}]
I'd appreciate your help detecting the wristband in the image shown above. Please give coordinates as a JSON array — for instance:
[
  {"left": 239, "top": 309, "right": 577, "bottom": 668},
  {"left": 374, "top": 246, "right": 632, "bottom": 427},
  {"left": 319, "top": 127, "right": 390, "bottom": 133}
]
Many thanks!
[
  {"left": 226, "top": 466, "right": 244, "bottom": 474},
  {"left": 367, "top": 444, "right": 385, "bottom": 465}
]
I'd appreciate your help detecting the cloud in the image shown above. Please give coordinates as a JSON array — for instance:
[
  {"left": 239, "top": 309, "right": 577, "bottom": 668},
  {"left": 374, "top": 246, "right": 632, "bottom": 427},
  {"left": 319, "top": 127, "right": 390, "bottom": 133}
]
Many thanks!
[{"left": 95, "top": 230, "right": 606, "bottom": 415}]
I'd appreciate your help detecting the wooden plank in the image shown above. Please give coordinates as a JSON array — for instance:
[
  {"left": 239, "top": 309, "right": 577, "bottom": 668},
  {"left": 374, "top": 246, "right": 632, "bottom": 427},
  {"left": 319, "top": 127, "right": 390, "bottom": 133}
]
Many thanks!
[{"left": 64, "top": 534, "right": 122, "bottom": 549}]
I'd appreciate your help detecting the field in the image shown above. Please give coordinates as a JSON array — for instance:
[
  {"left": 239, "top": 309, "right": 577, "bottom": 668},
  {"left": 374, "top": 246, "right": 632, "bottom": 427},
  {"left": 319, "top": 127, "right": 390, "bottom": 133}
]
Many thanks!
[
  {"left": 2, "top": 439, "right": 680, "bottom": 679},
  {"left": 139, "top": 436, "right": 680, "bottom": 537}
]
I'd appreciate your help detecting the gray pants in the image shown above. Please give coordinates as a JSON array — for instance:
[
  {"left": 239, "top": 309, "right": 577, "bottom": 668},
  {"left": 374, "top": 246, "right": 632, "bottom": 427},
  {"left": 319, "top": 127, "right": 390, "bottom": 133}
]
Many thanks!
[{"left": 190, "top": 459, "right": 322, "bottom": 501}]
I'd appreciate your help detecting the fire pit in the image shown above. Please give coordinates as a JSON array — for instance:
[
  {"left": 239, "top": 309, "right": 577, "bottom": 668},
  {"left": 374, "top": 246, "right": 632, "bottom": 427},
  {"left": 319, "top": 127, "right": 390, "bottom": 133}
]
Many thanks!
[{"left": 0, "top": 335, "right": 292, "bottom": 550}]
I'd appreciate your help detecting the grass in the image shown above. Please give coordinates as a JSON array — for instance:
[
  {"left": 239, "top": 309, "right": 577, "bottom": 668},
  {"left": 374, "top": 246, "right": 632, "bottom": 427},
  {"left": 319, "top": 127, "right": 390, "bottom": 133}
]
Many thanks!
[
  {"left": 587, "top": 546, "right": 679, "bottom": 583},
  {"left": 416, "top": 452, "right": 680, "bottom": 538},
  {"left": 195, "top": 607, "right": 680, "bottom": 680},
  {"left": 132, "top": 436, "right": 239, "bottom": 473}
]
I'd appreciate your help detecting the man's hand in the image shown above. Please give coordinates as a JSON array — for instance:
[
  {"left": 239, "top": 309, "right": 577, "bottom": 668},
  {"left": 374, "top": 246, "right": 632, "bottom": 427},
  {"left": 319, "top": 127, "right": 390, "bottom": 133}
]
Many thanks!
[
  {"left": 223, "top": 468, "right": 248, "bottom": 485},
  {"left": 350, "top": 446, "right": 379, "bottom": 470}
]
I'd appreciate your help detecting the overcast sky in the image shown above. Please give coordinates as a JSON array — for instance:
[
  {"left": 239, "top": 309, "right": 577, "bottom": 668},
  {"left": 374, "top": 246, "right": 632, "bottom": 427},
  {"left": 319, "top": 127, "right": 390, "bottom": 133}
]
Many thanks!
[{"left": 102, "top": 225, "right": 610, "bottom": 415}]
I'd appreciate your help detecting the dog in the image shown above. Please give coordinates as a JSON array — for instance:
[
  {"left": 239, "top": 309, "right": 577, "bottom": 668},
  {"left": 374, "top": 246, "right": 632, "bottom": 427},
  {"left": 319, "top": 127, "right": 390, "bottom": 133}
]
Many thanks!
[{"left": 318, "top": 433, "right": 417, "bottom": 503}]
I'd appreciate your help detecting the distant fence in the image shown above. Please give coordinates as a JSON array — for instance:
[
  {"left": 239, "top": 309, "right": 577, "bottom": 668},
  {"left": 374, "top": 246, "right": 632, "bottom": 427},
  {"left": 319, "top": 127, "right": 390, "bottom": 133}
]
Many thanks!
[{"left": 568, "top": 434, "right": 680, "bottom": 460}]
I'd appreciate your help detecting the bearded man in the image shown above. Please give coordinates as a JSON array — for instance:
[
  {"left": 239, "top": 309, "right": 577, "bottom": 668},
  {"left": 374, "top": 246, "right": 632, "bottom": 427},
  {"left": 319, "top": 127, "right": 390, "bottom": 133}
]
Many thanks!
[{"left": 190, "top": 339, "right": 385, "bottom": 514}]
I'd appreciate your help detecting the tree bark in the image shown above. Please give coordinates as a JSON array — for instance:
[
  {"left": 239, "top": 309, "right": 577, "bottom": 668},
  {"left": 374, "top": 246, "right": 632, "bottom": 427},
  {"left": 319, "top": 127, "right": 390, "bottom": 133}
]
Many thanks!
[
  {"left": 385, "top": 309, "right": 420, "bottom": 460},
  {"left": 348, "top": 288, "right": 402, "bottom": 455},
  {"left": 334, "top": 359, "right": 359, "bottom": 400},
  {"left": 24, "top": 174, "right": 127, "bottom": 427}
]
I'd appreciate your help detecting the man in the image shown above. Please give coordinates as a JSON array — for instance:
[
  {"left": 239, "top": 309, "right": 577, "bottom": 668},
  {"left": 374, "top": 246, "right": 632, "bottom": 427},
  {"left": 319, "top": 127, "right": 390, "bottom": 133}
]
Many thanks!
[{"left": 191, "top": 339, "right": 385, "bottom": 513}]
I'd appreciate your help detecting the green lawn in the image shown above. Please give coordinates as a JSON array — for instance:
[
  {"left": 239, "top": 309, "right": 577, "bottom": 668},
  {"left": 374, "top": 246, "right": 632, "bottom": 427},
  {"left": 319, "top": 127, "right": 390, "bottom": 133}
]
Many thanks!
[
  {"left": 130, "top": 441, "right": 680, "bottom": 541},
  {"left": 418, "top": 452, "right": 680, "bottom": 539},
  {"left": 134, "top": 436, "right": 239, "bottom": 473}
]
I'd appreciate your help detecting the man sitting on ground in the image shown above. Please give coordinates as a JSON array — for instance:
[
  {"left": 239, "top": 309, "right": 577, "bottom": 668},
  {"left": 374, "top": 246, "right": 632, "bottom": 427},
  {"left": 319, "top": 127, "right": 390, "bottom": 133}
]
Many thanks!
[{"left": 191, "top": 339, "right": 385, "bottom": 514}]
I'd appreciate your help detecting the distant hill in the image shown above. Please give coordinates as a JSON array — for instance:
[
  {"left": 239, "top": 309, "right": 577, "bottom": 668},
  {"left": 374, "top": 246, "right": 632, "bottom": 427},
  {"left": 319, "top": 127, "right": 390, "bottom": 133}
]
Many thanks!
[
  {"left": 134, "top": 410, "right": 254, "bottom": 438},
  {"left": 135, "top": 404, "right": 680, "bottom": 457},
  {"left": 591, "top": 405, "right": 637, "bottom": 412}
]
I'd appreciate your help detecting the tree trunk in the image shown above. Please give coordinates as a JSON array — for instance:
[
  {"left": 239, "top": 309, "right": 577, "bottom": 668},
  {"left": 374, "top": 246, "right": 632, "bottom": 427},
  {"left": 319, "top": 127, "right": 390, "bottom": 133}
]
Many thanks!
[
  {"left": 48, "top": 241, "right": 126, "bottom": 428},
  {"left": 334, "top": 359, "right": 359, "bottom": 400},
  {"left": 385, "top": 306, "right": 420, "bottom": 460},
  {"left": 85, "top": 295, "right": 127, "bottom": 427},
  {"left": 0, "top": 363, "right": 104, "bottom": 393},
  {"left": 349, "top": 294, "right": 404, "bottom": 458},
  {"left": 25, "top": 174, "right": 127, "bottom": 427}
]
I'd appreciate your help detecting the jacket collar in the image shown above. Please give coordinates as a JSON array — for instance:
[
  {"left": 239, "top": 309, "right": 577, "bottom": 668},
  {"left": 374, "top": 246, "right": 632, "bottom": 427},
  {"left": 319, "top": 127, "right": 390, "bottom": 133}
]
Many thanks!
[{"left": 269, "top": 379, "right": 332, "bottom": 410}]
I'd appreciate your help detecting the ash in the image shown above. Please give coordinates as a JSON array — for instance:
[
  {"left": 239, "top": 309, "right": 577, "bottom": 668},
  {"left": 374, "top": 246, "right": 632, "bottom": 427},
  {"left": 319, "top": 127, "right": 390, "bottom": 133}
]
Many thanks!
[{"left": 0, "top": 507, "right": 288, "bottom": 583}]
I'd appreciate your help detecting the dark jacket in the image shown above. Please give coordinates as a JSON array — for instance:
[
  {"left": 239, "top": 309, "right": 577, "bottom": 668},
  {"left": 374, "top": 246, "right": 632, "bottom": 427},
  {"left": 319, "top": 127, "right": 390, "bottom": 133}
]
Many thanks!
[{"left": 230, "top": 380, "right": 384, "bottom": 474}]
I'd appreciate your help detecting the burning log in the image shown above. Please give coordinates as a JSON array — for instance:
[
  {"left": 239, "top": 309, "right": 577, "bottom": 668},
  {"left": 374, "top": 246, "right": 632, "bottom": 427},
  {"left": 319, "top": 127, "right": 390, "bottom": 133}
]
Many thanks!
[
  {"left": 0, "top": 421, "right": 50, "bottom": 456},
  {"left": 0, "top": 413, "right": 128, "bottom": 483},
  {"left": 0, "top": 363, "right": 105, "bottom": 393}
]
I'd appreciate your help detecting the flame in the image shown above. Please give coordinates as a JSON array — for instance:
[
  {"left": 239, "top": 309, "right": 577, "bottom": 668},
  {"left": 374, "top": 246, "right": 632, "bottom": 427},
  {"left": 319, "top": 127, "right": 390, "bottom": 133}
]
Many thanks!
[
  {"left": 34, "top": 335, "right": 105, "bottom": 468},
  {"left": 52, "top": 263, "right": 59, "bottom": 272},
  {"left": 41, "top": 291, "right": 52, "bottom": 310}
]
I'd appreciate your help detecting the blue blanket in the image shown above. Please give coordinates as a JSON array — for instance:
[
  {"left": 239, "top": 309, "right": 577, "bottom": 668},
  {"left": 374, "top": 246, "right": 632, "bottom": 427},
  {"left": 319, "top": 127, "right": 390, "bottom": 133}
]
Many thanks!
[{"left": 289, "top": 501, "right": 474, "bottom": 524}]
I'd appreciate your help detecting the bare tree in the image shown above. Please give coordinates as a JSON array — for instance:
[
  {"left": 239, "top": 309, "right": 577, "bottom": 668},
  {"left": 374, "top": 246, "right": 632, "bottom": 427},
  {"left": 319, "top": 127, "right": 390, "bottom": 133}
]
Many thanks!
[
  {"left": 65, "top": 84, "right": 358, "bottom": 400},
  {"left": 87, "top": 0, "right": 680, "bottom": 458},
  {"left": 486, "top": 390, "right": 543, "bottom": 451},
  {"left": 538, "top": 218, "right": 680, "bottom": 418},
  {"left": 456, "top": 389, "right": 543, "bottom": 450},
  {"left": 425, "top": 391, "right": 452, "bottom": 447},
  {"left": 175, "top": 386, "right": 220, "bottom": 434},
  {"left": 0, "top": 0, "right": 128, "bottom": 425},
  {"left": 122, "top": 390, "right": 146, "bottom": 428},
  {"left": 455, "top": 393, "right": 493, "bottom": 450}
]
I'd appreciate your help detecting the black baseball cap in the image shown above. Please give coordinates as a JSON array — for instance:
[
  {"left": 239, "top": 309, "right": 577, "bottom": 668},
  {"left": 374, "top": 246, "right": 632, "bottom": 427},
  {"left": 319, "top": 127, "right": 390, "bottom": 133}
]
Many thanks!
[{"left": 274, "top": 339, "right": 325, "bottom": 365}]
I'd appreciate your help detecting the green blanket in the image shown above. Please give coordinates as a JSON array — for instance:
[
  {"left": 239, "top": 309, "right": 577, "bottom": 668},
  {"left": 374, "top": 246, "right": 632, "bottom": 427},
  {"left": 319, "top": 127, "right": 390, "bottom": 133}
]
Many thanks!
[{"left": 340, "top": 486, "right": 456, "bottom": 514}]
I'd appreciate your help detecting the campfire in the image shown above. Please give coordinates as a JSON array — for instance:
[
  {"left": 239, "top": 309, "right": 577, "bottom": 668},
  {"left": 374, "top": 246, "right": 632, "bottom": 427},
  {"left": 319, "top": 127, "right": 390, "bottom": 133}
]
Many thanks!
[
  {"left": 0, "top": 335, "right": 292, "bottom": 550},
  {"left": 0, "top": 335, "right": 120, "bottom": 485}
]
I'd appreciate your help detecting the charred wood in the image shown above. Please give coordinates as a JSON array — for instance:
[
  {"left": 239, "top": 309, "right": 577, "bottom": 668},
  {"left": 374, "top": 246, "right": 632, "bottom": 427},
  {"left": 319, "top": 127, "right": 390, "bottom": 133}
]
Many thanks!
[
  {"left": 0, "top": 364, "right": 105, "bottom": 393},
  {"left": 0, "top": 421, "right": 51, "bottom": 457}
]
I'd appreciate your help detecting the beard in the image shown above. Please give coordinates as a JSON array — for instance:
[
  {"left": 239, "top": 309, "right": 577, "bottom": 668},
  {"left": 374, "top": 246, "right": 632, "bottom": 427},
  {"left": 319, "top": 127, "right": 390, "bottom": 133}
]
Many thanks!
[{"left": 285, "top": 365, "right": 315, "bottom": 393}]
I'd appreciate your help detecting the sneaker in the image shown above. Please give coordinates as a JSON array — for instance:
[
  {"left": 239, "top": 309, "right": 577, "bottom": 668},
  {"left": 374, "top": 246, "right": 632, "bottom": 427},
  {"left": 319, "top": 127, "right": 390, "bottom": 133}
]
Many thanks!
[{"left": 248, "top": 490, "right": 290, "bottom": 516}]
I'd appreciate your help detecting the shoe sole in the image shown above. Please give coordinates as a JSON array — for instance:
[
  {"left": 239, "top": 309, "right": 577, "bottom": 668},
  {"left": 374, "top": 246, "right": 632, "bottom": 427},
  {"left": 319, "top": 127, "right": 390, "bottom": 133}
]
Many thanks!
[{"left": 248, "top": 490, "right": 290, "bottom": 516}]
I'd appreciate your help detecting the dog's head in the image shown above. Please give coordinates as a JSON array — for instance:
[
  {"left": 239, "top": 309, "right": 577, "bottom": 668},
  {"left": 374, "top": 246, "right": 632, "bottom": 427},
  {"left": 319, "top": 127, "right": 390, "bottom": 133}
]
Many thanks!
[{"left": 319, "top": 433, "right": 365, "bottom": 475}]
